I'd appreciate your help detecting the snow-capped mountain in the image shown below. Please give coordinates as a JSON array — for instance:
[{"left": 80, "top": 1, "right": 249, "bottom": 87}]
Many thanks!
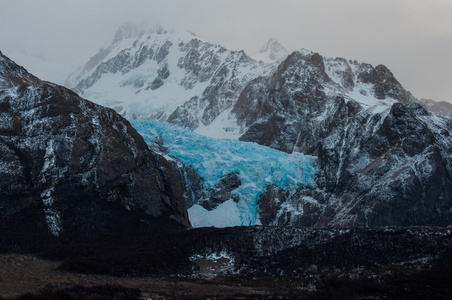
[
  {"left": 233, "top": 49, "right": 418, "bottom": 150},
  {"left": 0, "top": 51, "right": 190, "bottom": 241},
  {"left": 233, "top": 50, "right": 452, "bottom": 227},
  {"left": 66, "top": 23, "right": 272, "bottom": 138},
  {"left": 252, "top": 38, "right": 289, "bottom": 64}
]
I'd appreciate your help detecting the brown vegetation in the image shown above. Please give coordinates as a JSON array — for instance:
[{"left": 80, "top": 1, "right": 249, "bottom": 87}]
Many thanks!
[{"left": 0, "top": 254, "right": 272, "bottom": 299}]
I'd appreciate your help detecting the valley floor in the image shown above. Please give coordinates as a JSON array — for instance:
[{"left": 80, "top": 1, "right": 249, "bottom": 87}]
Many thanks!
[
  {"left": 1, "top": 226, "right": 452, "bottom": 299},
  {"left": 0, "top": 254, "right": 274, "bottom": 299},
  {"left": 1, "top": 251, "right": 452, "bottom": 300},
  {"left": 0, "top": 254, "right": 318, "bottom": 299}
]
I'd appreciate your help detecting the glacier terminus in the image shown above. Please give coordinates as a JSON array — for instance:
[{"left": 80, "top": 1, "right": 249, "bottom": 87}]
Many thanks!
[{"left": 130, "top": 120, "right": 317, "bottom": 227}]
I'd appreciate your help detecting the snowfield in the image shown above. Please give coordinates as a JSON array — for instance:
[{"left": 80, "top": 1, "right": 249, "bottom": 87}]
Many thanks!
[{"left": 130, "top": 120, "right": 317, "bottom": 227}]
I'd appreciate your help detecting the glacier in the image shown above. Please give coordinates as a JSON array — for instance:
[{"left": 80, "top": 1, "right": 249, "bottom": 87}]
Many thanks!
[{"left": 130, "top": 120, "right": 317, "bottom": 227}]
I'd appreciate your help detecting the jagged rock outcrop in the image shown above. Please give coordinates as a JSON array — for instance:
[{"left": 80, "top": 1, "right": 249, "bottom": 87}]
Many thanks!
[
  {"left": 234, "top": 50, "right": 452, "bottom": 227},
  {"left": 169, "top": 160, "right": 205, "bottom": 209},
  {"left": 200, "top": 172, "right": 241, "bottom": 210},
  {"left": 0, "top": 51, "right": 191, "bottom": 241},
  {"left": 162, "top": 156, "right": 242, "bottom": 212}
]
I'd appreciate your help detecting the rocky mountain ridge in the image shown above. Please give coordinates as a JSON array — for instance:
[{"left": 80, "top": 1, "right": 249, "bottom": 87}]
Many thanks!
[
  {"left": 233, "top": 49, "right": 452, "bottom": 227},
  {"left": 66, "top": 24, "right": 431, "bottom": 136},
  {"left": 0, "top": 51, "right": 191, "bottom": 242}
]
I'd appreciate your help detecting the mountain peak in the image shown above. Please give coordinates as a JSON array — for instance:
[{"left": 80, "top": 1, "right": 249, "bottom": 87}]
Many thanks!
[
  {"left": 111, "top": 22, "right": 199, "bottom": 45},
  {"left": 112, "top": 22, "right": 144, "bottom": 44},
  {"left": 252, "top": 38, "right": 289, "bottom": 63},
  {"left": 0, "top": 51, "right": 39, "bottom": 88}
]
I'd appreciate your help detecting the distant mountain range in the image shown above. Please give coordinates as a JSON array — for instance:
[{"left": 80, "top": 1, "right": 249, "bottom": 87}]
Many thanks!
[
  {"left": 63, "top": 23, "right": 452, "bottom": 228},
  {"left": 62, "top": 23, "right": 452, "bottom": 228}
]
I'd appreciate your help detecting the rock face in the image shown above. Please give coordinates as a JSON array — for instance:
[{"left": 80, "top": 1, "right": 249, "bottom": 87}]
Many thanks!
[
  {"left": 200, "top": 173, "right": 241, "bottom": 210},
  {"left": 0, "top": 51, "right": 190, "bottom": 241},
  {"left": 233, "top": 50, "right": 452, "bottom": 227},
  {"left": 174, "top": 170, "right": 241, "bottom": 212}
]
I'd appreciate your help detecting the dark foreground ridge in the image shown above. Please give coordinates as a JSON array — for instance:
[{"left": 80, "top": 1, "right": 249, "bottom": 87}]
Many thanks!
[
  {"left": 0, "top": 51, "right": 190, "bottom": 243},
  {"left": 1, "top": 226, "right": 452, "bottom": 299}
]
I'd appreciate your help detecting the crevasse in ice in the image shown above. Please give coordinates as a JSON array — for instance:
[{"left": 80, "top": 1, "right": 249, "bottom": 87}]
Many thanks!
[{"left": 130, "top": 120, "right": 317, "bottom": 227}]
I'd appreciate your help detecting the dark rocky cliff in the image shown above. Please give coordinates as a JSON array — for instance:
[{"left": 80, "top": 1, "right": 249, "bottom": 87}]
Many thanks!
[{"left": 0, "top": 51, "right": 190, "bottom": 243}]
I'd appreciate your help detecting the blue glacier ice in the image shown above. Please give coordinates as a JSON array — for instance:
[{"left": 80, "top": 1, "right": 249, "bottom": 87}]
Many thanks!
[{"left": 130, "top": 120, "right": 317, "bottom": 227}]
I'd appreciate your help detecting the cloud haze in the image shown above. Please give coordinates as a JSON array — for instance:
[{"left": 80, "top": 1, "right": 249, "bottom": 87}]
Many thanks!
[{"left": 1, "top": 0, "right": 451, "bottom": 102}]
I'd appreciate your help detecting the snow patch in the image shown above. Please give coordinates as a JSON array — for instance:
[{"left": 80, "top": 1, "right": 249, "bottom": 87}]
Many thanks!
[
  {"left": 41, "top": 139, "right": 55, "bottom": 174},
  {"left": 44, "top": 208, "right": 62, "bottom": 237},
  {"left": 194, "top": 108, "right": 241, "bottom": 139},
  {"left": 190, "top": 251, "right": 235, "bottom": 278},
  {"left": 40, "top": 187, "right": 62, "bottom": 237},
  {"left": 188, "top": 201, "right": 243, "bottom": 227}
]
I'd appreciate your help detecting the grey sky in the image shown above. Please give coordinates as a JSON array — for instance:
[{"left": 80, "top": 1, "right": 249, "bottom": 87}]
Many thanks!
[{"left": 1, "top": 0, "right": 451, "bottom": 102}]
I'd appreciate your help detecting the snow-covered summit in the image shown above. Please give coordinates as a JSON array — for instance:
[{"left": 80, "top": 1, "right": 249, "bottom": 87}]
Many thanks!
[
  {"left": 112, "top": 22, "right": 145, "bottom": 44},
  {"left": 65, "top": 23, "right": 272, "bottom": 136},
  {"left": 110, "top": 22, "right": 200, "bottom": 47},
  {"left": 252, "top": 38, "right": 289, "bottom": 64},
  {"left": 65, "top": 23, "right": 200, "bottom": 89}
]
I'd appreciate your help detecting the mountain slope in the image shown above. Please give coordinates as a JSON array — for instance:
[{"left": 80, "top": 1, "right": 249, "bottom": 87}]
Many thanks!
[
  {"left": 0, "top": 51, "right": 190, "bottom": 243},
  {"left": 66, "top": 23, "right": 272, "bottom": 138}
]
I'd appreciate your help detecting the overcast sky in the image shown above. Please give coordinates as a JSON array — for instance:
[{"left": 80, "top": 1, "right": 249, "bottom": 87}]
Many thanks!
[{"left": 1, "top": 0, "right": 451, "bottom": 102}]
